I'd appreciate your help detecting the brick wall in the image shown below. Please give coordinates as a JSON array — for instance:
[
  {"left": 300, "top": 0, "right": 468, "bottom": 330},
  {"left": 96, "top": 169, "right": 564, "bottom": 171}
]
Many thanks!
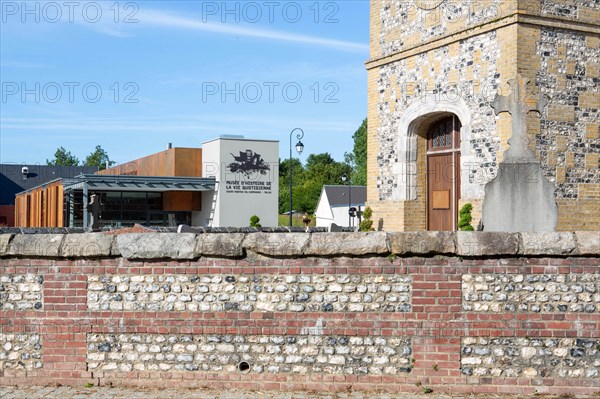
[{"left": 0, "top": 232, "right": 599, "bottom": 395}]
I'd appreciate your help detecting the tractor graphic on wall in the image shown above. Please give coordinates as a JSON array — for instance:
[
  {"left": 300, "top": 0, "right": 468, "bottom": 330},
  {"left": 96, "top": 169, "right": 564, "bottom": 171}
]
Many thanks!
[{"left": 228, "top": 149, "right": 270, "bottom": 176}]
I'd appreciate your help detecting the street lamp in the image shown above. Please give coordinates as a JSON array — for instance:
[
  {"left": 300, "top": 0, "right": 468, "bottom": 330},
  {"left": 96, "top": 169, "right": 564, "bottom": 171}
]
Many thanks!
[
  {"left": 341, "top": 173, "right": 351, "bottom": 227},
  {"left": 289, "top": 128, "right": 305, "bottom": 226}
]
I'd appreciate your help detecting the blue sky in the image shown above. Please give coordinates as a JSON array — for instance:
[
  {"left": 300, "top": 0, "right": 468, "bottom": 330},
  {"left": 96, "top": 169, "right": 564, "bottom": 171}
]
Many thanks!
[{"left": 0, "top": 1, "right": 370, "bottom": 166}]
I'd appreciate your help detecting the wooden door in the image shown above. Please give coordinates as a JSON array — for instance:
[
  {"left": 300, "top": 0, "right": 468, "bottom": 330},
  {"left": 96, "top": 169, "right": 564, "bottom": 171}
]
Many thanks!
[{"left": 427, "top": 116, "right": 461, "bottom": 231}]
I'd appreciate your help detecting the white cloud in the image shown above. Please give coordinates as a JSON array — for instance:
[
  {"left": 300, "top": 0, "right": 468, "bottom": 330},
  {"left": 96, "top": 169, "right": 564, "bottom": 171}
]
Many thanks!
[
  {"left": 82, "top": 24, "right": 132, "bottom": 38},
  {"left": 138, "top": 9, "right": 369, "bottom": 53},
  {"left": 1, "top": 115, "right": 355, "bottom": 133}
]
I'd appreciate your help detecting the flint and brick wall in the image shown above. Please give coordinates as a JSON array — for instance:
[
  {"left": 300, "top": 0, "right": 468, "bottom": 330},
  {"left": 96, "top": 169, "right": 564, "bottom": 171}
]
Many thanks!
[
  {"left": 0, "top": 231, "right": 599, "bottom": 395},
  {"left": 367, "top": 0, "right": 600, "bottom": 231},
  {"left": 86, "top": 274, "right": 412, "bottom": 313}
]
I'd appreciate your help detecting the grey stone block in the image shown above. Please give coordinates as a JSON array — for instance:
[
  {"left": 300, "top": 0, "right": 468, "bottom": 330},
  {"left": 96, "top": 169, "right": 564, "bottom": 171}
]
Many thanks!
[
  {"left": 7, "top": 234, "right": 64, "bottom": 257},
  {"left": 389, "top": 231, "right": 455, "bottom": 255},
  {"left": 305, "top": 232, "right": 389, "bottom": 256},
  {"left": 520, "top": 232, "right": 577, "bottom": 255},
  {"left": 575, "top": 231, "right": 600, "bottom": 255},
  {"left": 61, "top": 233, "right": 114, "bottom": 257},
  {"left": 115, "top": 233, "right": 197, "bottom": 260},
  {"left": 0, "top": 234, "right": 13, "bottom": 256},
  {"left": 328, "top": 223, "right": 343, "bottom": 232},
  {"left": 243, "top": 233, "right": 309, "bottom": 256},
  {"left": 456, "top": 232, "right": 519, "bottom": 256},
  {"left": 195, "top": 233, "right": 245, "bottom": 257},
  {"left": 482, "top": 163, "right": 559, "bottom": 232}
]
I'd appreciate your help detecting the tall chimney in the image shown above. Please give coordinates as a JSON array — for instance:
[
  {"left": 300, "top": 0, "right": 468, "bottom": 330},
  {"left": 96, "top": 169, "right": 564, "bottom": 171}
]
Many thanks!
[{"left": 166, "top": 143, "right": 172, "bottom": 150}]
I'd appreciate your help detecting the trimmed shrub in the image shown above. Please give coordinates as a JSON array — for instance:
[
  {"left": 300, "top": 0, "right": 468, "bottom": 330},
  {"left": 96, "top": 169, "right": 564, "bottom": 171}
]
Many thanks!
[{"left": 458, "top": 203, "right": 474, "bottom": 231}]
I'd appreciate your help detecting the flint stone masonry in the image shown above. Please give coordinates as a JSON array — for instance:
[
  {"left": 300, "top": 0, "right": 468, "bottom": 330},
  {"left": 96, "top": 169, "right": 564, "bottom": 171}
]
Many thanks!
[
  {"left": 1, "top": 232, "right": 599, "bottom": 259},
  {"left": 377, "top": 0, "right": 502, "bottom": 58},
  {"left": 462, "top": 274, "right": 600, "bottom": 313},
  {"left": 461, "top": 337, "right": 600, "bottom": 378},
  {"left": 87, "top": 333, "right": 412, "bottom": 375},
  {"left": 541, "top": 0, "right": 600, "bottom": 21},
  {"left": 0, "top": 333, "right": 42, "bottom": 370},
  {"left": 0, "top": 274, "right": 43, "bottom": 311},
  {"left": 370, "top": 0, "right": 600, "bottom": 232},
  {"left": 536, "top": 27, "right": 600, "bottom": 199},
  {"left": 0, "top": 232, "right": 599, "bottom": 395},
  {"left": 375, "top": 30, "right": 501, "bottom": 201},
  {"left": 87, "top": 274, "right": 412, "bottom": 313}
]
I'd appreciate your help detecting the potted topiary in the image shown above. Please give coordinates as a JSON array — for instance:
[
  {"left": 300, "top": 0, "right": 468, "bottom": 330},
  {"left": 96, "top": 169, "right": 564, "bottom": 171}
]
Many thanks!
[{"left": 359, "top": 207, "right": 375, "bottom": 232}]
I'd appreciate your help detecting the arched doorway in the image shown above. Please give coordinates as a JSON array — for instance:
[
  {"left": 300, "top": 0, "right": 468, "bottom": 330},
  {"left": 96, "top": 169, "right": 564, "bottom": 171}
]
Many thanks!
[
  {"left": 426, "top": 115, "right": 461, "bottom": 231},
  {"left": 394, "top": 97, "right": 474, "bottom": 231}
]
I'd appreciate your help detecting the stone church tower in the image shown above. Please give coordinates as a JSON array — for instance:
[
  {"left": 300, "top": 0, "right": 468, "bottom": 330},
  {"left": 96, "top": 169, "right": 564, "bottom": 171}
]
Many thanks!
[{"left": 366, "top": 0, "right": 599, "bottom": 231}]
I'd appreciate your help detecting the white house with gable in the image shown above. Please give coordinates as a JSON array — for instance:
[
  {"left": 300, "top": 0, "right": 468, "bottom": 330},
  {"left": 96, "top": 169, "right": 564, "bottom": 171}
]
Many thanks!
[{"left": 315, "top": 185, "right": 366, "bottom": 228}]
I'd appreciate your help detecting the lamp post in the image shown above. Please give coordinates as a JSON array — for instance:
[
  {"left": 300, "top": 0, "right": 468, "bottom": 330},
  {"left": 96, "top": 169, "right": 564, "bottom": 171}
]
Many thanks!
[
  {"left": 289, "top": 128, "right": 304, "bottom": 227},
  {"left": 341, "top": 173, "right": 351, "bottom": 227}
]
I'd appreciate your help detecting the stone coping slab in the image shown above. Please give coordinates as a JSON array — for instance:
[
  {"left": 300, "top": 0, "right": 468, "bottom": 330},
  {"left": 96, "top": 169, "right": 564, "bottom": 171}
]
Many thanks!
[
  {"left": 0, "top": 232, "right": 598, "bottom": 260},
  {"left": 0, "top": 226, "right": 335, "bottom": 234}
]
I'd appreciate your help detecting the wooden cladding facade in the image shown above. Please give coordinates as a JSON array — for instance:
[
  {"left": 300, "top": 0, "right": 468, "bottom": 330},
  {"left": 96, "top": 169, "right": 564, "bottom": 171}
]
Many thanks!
[
  {"left": 163, "top": 192, "right": 202, "bottom": 212},
  {"left": 13, "top": 147, "right": 205, "bottom": 227},
  {"left": 97, "top": 148, "right": 203, "bottom": 177},
  {"left": 14, "top": 180, "right": 64, "bottom": 227}
]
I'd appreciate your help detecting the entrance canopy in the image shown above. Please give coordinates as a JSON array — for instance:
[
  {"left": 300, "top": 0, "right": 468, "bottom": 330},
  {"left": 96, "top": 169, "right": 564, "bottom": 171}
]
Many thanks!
[
  {"left": 59, "top": 175, "right": 217, "bottom": 228},
  {"left": 62, "top": 174, "right": 216, "bottom": 193}
]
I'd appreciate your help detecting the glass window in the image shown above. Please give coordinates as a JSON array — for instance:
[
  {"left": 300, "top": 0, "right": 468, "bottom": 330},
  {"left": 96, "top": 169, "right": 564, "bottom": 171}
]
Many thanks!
[
  {"left": 428, "top": 116, "right": 461, "bottom": 150},
  {"left": 147, "top": 192, "right": 162, "bottom": 210},
  {"left": 69, "top": 190, "right": 198, "bottom": 228},
  {"left": 74, "top": 191, "right": 166, "bottom": 227}
]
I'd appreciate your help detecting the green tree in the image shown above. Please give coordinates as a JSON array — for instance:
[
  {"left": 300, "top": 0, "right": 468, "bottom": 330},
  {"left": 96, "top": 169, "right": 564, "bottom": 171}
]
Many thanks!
[
  {"left": 278, "top": 158, "right": 305, "bottom": 214},
  {"left": 84, "top": 145, "right": 115, "bottom": 170},
  {"left": 46, "top": 147, "right": 79, "bottom": 166},
  {"left": 297, "top": 153, "right": 351, "bottom": 213},
  {"left": 279, "top": 158, "right": 304, "bottom": 184},
  {"left": 344, "top": 118, "right": 367, "bottom": 186},
  {"left": 278, "top": 153, "right": 352, "bottom": 215},
  {"left": 303, "top": 153, "right": 351, "bottom": 183}
]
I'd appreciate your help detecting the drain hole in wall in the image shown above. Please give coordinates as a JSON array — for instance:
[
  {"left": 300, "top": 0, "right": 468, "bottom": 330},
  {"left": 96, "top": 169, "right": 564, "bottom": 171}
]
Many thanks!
[{"left": 238, "top": 361, "right": 251, "bottom": 373}]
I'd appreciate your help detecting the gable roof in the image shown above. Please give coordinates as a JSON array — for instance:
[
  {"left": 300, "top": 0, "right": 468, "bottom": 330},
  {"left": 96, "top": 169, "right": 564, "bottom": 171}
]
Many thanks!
[
  {"left": 0, "top": 164, "right": 98, "bottom": 205},
  {"left": 322, "top": 185, "right": 367, "bottom": 207}
]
